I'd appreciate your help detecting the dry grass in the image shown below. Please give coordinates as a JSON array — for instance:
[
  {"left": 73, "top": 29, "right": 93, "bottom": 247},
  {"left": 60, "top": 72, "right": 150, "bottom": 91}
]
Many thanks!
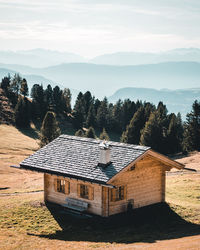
[
  {"left": 0, "top": 124, "right": 43, "bottom": 194},
  {"left": 166, "top": 174, "right": 200, "bottom": 225},
  {"left": 0, "top": 124, "right": 200, "bottom": 249}
]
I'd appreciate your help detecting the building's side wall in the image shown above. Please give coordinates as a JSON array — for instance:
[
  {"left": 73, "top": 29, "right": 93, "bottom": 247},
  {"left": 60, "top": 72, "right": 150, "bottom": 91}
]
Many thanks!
[
  {"left": 102, "top": 186, "right": 109, "bottom": 217},
  {"left": 44, "top": 173, "right": 102, "bottom": 216},
  {"left": 108, "top": 156, "right": 166, "bottom": 216}
]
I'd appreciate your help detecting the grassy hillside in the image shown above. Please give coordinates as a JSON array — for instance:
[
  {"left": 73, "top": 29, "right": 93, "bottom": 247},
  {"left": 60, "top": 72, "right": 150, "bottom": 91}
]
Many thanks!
[
  {"left": 0, "top": 125, "right": 199, "bottom": 249},
  {"left": 0, "top": 125, "right": 42, "bottom": 194},
  {"left": 0, "top": 89, "right": 15, "bottom": 125}
]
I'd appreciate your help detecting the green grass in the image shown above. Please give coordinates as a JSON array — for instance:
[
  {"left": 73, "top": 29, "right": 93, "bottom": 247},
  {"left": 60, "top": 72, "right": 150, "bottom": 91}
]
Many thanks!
[
  {"left": 0, "top": 195, "right": 60, "bottom": 235},
  {"left": 0, "top": 194, "right": 199, "bottom": 243}
]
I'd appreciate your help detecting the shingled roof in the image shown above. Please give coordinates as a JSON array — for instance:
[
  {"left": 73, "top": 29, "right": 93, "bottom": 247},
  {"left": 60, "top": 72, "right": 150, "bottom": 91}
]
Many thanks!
[{"left": 20, "top": 135, "right": 150, "bottom": 185}]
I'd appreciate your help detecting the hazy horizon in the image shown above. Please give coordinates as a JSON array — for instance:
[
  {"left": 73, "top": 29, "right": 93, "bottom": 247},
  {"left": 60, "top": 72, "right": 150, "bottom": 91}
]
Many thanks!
[{"left": 1, "top": 47, "right": 200, "bottom": 60}]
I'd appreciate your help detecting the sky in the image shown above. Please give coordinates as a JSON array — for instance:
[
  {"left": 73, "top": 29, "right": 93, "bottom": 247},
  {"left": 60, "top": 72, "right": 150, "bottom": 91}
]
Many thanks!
[{"left": 0, "top": 0, "right": 200, "bottom": 58}]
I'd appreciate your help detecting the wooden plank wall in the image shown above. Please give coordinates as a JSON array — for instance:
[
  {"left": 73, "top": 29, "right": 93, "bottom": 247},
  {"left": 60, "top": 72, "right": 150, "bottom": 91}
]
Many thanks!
[
  {"left": 44, "top": 173, "right": 102, "bottom": 215},
  {"left": 109, "top": 156, "right": 165, "bottom": 216},
  {"left": 43, "top": 155, "right": 167, "bottom": 217},
  {"left": 102, "top": 186, "right": 109, "bottom": 217}
]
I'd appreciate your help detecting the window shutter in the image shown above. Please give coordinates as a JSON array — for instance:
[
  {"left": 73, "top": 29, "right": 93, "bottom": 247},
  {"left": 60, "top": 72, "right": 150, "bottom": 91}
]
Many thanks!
[
  {"left": 89, "top": 186, "right": 94, "bottom": 200},
  {"left": 124, "top": 185, "right": 127, "bottom": 200},
  {"left": 44, "top": 176, "right": 49, "bottom": 189},
  {"left": 54, "top": 178, "right": 57, "bottom": 192},
  {"left": 77, "top": 184, "right": 81, "bottom": 197},
  {"left": 111, "top": 188, "right": 116, "bottom": 202},
  {"left": 65, "top": 181, "right": 70, "bottom": 194}
]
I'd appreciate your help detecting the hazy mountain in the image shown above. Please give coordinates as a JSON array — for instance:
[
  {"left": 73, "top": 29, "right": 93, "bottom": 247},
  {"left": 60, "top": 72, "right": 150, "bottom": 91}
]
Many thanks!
[
  {"left": 0, "top": 49, "right": 86, "bottom": 68},
  {"left": 90, "top": 48, "right": 200, "bottom": 65},
  {"left": 0, "top": 63, "right": 37, "bottom": 75},
  {"left": 108, "top": 87, "right": 200, "bottom": 119},
  {"left": 1, "top": 62, "right": 200, "bottom": 99},
  {"left": 1, "top": 48, "right": 200, "bottom": 68},
  {"left": 33, "top": 62, "right": 200, "bottom": 98}
]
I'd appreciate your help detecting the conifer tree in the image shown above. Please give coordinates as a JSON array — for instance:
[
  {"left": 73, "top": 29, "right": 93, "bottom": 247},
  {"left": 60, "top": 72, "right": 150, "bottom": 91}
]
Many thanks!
[
  {"left": 183, "top": 100, "right": 200, "bottom": 152},
  {"left": 1, "top": 75, "right": 11, "bottom": 92},
  {"left": 44, "top": 84, "right": 53, "bottom": 108},
  {"left": 94, "top": 98, "right": 101, "bottom": 115},
  {"left": 112, "top": 99, "right": 123, "bottom": 132},
  {"left": 121, "top": 107, "right": 145, "bottom": 144},
  {"left": 39, "top": 111, "right": 61, "bottom": 147},
  {"left": 53, "top": 86, "right": 63, "bottom": 113},
  {"left": 96, "top": 97, "right": 109, "bottom": 129},
  {"left": 14, "top": 97, "right": 30, "bottom": 128},
  {"left": 75, "top": 129, "right": 85, "bottom": 137},
  {"left": 20, "top": 78, "right": 29, "bottom": 97},
  {"left": 99, "top": 128, "right": 110, "bottom": 141},
  {"left": 31, "top": 84, "right": 45, "bottom": 119},
  {"left": 62, "top": 88, "right": 71, "bottom": 113},
  {"left": 73, "top": 92, "right": 84, "bottom": 129},
  {"left": 83, "top": 91, "right": 93, "bottom": 117},
  {"left": 85, "top": 126, "right": 96, "bottom": 139},
  {"left": 121, "top": 99, "right": 136, "bottom": 131},
  {"left": 167, "top": 113, "right": 183, "bottom": 154},
  {"left": 10, "top": 73, "right": 22, "bottom": 96},
  {"left": 85, "top": 105, "right": 96, "bottom": 128},
  {"left": 140, "top": 112, "right": 163, "bottom": 152}
]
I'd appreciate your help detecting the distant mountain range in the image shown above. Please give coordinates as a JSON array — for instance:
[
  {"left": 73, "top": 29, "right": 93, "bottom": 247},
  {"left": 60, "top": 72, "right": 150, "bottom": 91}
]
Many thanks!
[
  {"left": 1, "top": 61, "right": 199, "bottom": 97},
  {"left": 90, "top": 48, "right": 200, "bottom": 65},
  {"left": 0, "top": 61, "right": 200, "bottom": 98},
  {"left": 0, "top": 48, "right": 200, "bottom": 118},
  {"left": 108, "top": 87, "right": 200, "bottom": 119},
  {"left": 1, "top": 48, "right": 200, "bottom": 67},
  {"left": 0, "top": 49, "right": 86, "bottom": 68}
]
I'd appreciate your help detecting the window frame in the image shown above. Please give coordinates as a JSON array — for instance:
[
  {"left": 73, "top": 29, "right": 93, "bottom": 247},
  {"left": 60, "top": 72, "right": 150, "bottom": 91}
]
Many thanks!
[
  {"left": 78, "top": 184, "right": 94, "bottom": 200},
  {"left": 111, "top": 186, "right": 126, "bottom": 202},
  {"left": 55, "top": 178, "right": 70, "bottom": 194},
  {"left": 80, "top": 184, "right": 89, "bottom": 199}
]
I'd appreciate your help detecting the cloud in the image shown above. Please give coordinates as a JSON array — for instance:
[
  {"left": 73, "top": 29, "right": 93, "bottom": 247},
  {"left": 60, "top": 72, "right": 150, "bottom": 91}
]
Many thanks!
[{"left": 0, "top": 0, "right": 200, "bottom": 56}]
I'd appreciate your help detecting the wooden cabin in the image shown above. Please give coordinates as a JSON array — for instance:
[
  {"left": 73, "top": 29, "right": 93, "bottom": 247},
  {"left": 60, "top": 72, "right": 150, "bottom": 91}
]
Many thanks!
[{"left": 20, "top": 135, "right": 184, "bottom": 217}]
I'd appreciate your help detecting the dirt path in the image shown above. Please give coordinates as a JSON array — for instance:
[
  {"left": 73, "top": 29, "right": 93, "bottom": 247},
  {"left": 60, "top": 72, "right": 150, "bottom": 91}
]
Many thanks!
[{"left": 0, "top": 190, "right": 43, "bottom": 196}]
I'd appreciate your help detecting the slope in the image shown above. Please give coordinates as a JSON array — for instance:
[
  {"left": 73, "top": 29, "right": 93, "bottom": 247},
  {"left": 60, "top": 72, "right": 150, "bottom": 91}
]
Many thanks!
[{"left": 0, "top": 88, "right": 15, "bottom": 125}]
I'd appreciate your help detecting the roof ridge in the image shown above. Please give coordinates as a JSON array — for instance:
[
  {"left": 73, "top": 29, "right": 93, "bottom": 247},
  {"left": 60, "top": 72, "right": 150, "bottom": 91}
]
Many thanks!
[{"left": 59, "top": 134, "right": 150, "bottom": 151}]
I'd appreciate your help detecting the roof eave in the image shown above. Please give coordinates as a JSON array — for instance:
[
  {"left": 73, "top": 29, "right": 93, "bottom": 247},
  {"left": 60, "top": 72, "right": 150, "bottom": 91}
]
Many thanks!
[
  {"left": 19, "top": 163, "right": 114, "bottom": 187},
  {"left": 147, "top": 149, "right": 185, "bottom": 170},
  {"left": 107, "top": 149, "right": 185, "bottom": 185}
]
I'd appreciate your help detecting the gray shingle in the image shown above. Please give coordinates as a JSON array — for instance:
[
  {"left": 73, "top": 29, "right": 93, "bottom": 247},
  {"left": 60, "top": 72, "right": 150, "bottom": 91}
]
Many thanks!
[{"left": 20, "top": 135, "right": 150, "bottom": 184}]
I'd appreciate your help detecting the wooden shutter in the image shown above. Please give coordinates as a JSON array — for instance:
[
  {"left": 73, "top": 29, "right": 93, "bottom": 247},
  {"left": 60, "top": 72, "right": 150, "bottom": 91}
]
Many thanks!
[
  {"left": 123, "top": 185, "right": 127, "bottom": 200},
  {"left": 54, "top": 178, "right": 57, "bottom": 192},
  {"left": 111, "top": 188, "right": 116, "bottom": 202},
  {"left": 89, "top": 186, "right": 94, "bottom": 200},
  {"left": 44, "top": 175, "right": 49, "bottom": 189},
  {"left": 65, "top": 181, "right": 70, "bottom": 195},
  {"left": 77, "top": 184, "right": 81, "bottom": 197}
]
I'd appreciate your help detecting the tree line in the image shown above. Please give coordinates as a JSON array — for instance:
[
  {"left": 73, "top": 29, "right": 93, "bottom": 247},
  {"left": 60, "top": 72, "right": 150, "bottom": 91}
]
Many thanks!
[{"left": 1, "top": 74, "right": 200, "bottom": 155}]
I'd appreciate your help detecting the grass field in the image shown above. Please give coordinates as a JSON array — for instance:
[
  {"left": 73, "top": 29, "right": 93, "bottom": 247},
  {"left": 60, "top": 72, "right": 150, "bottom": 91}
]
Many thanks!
[{"left": 0, "top": 124, "right": 200, "bottom": 249}]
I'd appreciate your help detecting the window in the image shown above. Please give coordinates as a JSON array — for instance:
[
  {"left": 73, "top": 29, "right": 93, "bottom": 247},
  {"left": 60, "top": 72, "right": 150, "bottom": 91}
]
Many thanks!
[
  {"left": 78, "top": 184, "right": 94, "bottom": 200},
  {"left": 80, "top": 184, "right": 89, "bottom": 199},
  {"left": 111, "top": 186, "right": 126, "bottom": 201},
  {"left": 54, "top": 178, "right": 70, "bottom": 194},
  {"left": 57, "top": 179, "right": 65, "bottom": 193}
]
